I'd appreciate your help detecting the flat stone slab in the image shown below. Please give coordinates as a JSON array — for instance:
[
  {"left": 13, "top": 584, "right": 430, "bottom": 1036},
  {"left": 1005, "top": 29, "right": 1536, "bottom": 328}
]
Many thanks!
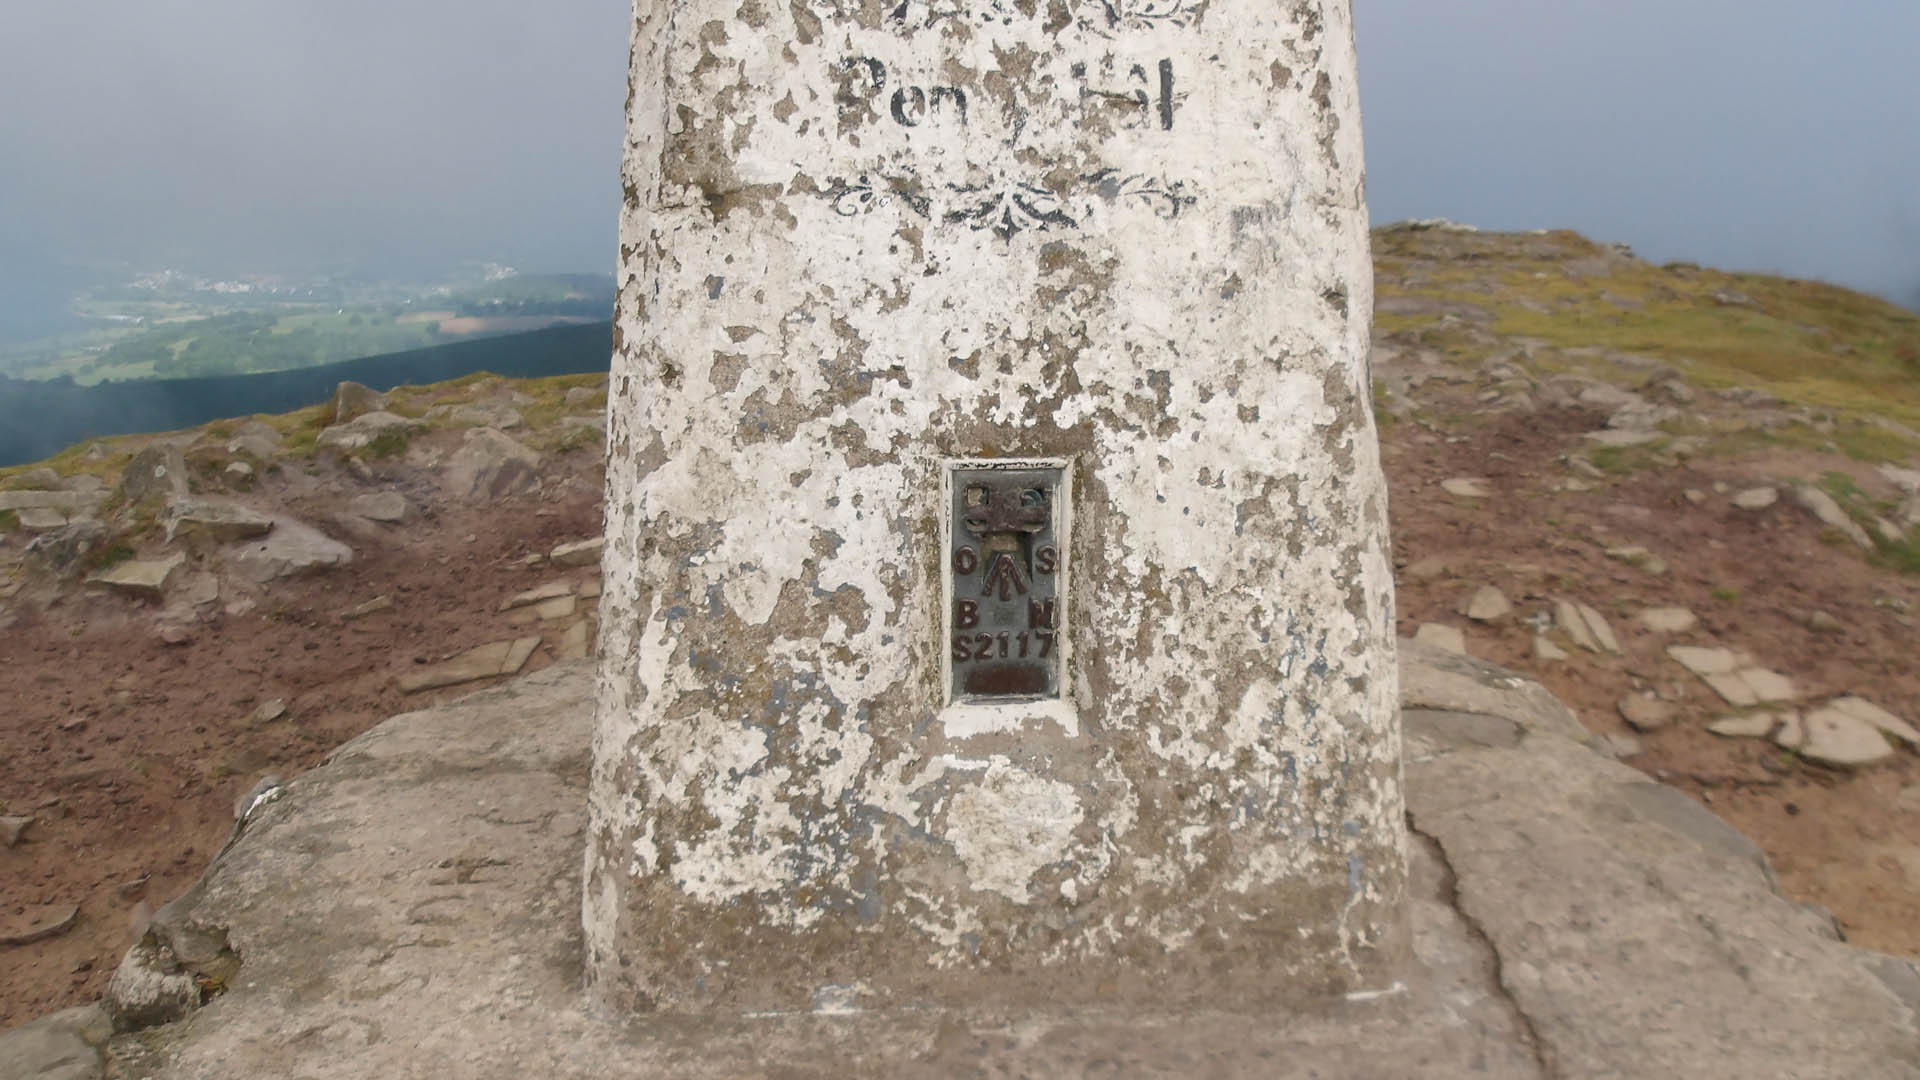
[
  {"left": 0, "top": 903, "right": 79, "bottom": 946},
  {"left": 1782, "top": 707, "right": 1896, "bottom": 768},
  {"left": 84, "top": 656, "right": 1920, "bottom": 1079},
  {"left": 1732, "top": 487, "right": 1779, "bottom": 510},
  {"left": 1412, "top": 623, "right": 1467, "bottom": 655},
  {"left": 87, "top": 555, "right": 186, "bottom": 601},
  {"left": 0, "top": 489, "right": 103, "bottom": 513},
  {"left": 1637, "top": 606, "right": 1698, "bottom": 634},
  {"left": 1709, "top": 713, "right": 1784, "bottom": 739},
  {"left": 550, "top": 537, "right": 604, "bottom": 568},
  {"left": 1828, "top": 697, "right": 1920, "bottom": 747},
  {"left": 163, "top": 499, "right": 275, "bottom": 544},
  {"left": 221, "top": 517, "right": 352, "bottom": 583},
  {"left": 1669, "top": 645, "right": 1741, "bottom": 676},
  {"left": 500, "top": 581, "right": 573, "bottom": 611},
  {"left": 396, "top": 637, "right": 540, "bottom": 693},
  {"left": 17, "top": 506, "right": 69, "bottom": 531},
  {"left": 1703, "top": 668, "right": 1799, "bottom": 707},
  {"left": 1554, "top": 599, "right": 1619, "bottom": 654}
]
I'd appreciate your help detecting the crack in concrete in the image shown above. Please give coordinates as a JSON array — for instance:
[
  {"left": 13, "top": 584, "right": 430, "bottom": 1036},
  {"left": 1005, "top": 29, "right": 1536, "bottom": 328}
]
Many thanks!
[{"left": 1408, "top": 813, "right": 1556, "bottom": 1080}]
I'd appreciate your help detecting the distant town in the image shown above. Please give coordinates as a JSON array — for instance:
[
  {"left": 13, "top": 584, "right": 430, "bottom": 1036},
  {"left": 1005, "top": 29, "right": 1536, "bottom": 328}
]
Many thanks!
[{"left": 0, "top": 262, "right": 612, "bottom": 385}]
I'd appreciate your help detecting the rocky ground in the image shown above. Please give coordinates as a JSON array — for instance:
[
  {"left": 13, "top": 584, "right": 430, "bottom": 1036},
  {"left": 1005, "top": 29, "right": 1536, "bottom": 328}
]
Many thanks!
[{"left": 2, "top": 225, "right": 1919, "bottom": 1027}]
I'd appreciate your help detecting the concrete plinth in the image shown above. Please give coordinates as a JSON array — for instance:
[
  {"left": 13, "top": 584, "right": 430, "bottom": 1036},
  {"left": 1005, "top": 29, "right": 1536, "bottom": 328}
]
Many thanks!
[{"left": 586, "top": 0, "right": 1404, "bottom": 1012}]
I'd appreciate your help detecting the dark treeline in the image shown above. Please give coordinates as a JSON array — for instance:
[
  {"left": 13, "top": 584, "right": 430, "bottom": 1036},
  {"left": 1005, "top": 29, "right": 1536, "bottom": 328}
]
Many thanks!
[{"left": 0, "top": 321, "right": 612, "bottom": 468}]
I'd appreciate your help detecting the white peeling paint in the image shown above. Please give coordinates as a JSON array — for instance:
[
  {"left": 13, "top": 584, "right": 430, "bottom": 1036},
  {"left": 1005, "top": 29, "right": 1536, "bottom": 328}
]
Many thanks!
[{"left": 584, "top": 0, "right": 1406, "bottom": 1013}]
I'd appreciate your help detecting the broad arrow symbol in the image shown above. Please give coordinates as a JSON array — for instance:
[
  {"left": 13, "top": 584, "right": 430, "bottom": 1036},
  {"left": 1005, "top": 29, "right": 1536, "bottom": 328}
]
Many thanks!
[{"left": 980, "top": 553, "right": 1031, "bottom": 601}]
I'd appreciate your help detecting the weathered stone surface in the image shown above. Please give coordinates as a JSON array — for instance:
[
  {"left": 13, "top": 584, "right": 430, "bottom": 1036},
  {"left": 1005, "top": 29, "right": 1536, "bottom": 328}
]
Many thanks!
[
  {"left": 120, "top": 446, "right": 188, "bottom": 503},
  {"left": 16, "top": 507, "right": 68, "bottom": 531},
  {"left": 0, "top": 1004, "right": 109, "bottom": 1080},
  {"left": 1732, "top": 486, "right": 1778, "bottom": 510},
  {"left": 347, "top": 491, "right": 410, "bottom": 523},
  {"left": 87, "top": 554, "right": 186, "bottom": 601},
  {"left": 1637, "top": 606, "right": 1698, "bottom": 634},
  {"left": 1412, "top": 623, "right": 1467, "bottom": 655},
  {"left": 1399, "top": 637, "right": 1587, "bottom": 744},
  {"left": 162, "top": 499, "right": 275, "bottom": 544},
  {"left": 314, "top": 411, "right": 422, "bottom": 452},
  {"left": 1460, "top": 585, "right": 1511, "bottom": 622},
  {"left": 340, "top": 595, "right": 393, "bottom": 621},
  {"left": 329, "top": 380, "right": 387, "bottom": 424},
  {"left": 88, "top": 658, "right": 1920, "bottom": 1079},
  {"left": 103, "top": 942, "right": 202, "bottom": 1034},
  {"left": 1533, "top": 635, "right": 1569, "bottom": 662},
  {"left": 395, "top": 637, "right": 541, "bottom": 694},
  {"left": 442, "top": 427, "right": 540, "bottom": 501},
  {"left": 549, "top": 537, "right": 603, "bottom": 568},
  {"left": 590, "top": 0, "right": 1403, "bottom": 1015},
  {"left": 1793, "top": 484, "right": 1874, "bottom": 549},
  {"left": 25, "top": 521, "right": 109, "bottom": 576},
  {"left": 221, "top": 517, "right": 351, "bottom": 583}
]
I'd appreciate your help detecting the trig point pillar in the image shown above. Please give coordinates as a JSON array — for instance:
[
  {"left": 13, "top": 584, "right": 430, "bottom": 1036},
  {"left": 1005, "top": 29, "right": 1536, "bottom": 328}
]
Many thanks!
[{"left": 586, "top": 0, "right": 1403, "bottom": 1013}]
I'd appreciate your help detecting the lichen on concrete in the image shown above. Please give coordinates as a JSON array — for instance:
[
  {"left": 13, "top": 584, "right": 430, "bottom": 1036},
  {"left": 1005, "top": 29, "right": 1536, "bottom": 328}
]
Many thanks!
[{"left": 587, "top": 0, "right": 1404, "bottom": 1013}]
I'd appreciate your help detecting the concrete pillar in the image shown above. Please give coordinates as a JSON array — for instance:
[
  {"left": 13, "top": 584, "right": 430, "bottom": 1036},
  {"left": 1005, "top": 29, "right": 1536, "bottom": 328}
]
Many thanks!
[{"left": 587, "top": 0, "right": 1403, "bottom": 1013}]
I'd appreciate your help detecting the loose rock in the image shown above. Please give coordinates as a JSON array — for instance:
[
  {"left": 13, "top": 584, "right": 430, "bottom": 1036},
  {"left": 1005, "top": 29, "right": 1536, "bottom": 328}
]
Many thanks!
[
  {"left": 1440, "top": 477, "right": 1492, "bottom": 498},
  {"left": 443, "top": 428, "right": 542, "bottom": 501},
  {"left": 1731, "top": 487, "right": 1778, "bottom": 511},
  {"left": 1792, "top": 485, "right": 1873, "bottom": 549},
  {"left": 1, "top": 813, "right": 33, "bottom": 847},
  {"left": 348, "top": 491, "right": 411, "bottom": 523},
  {"left": 1533, "top": 635, "right": 1569, "bottom": 662},
  {"left": 342, "top": 595, "right": 394, "bottom": 621},
  {"left": 330, "top": 380, "right": 387, "bottom": 424},
  {"left": 315, "top": 411, "right": 424, "bottom": 452},
  {"left": 1460, "top": 586, "right": 1511, "bottom": 622},
  {"left": 1554, "top": 599, "right": 1620, "bottom": 654},
  {"left": 1618, "top": 695, "right": 1678, "bottom": 733},
  {"left": 120, "top": 445, "right": 189, "bottom": 503}
]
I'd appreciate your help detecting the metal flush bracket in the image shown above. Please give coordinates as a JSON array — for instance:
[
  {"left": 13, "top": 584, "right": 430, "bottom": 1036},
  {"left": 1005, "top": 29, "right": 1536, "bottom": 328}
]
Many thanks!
[{"left": 939, "top": 458, "right": 1078, "bottom": 737}]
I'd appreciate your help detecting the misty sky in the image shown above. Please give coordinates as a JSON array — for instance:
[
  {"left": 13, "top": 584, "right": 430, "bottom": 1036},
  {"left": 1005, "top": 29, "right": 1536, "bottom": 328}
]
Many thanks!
[{"left": 2, "top": 1, "right": 1917, "bottom": 307}]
